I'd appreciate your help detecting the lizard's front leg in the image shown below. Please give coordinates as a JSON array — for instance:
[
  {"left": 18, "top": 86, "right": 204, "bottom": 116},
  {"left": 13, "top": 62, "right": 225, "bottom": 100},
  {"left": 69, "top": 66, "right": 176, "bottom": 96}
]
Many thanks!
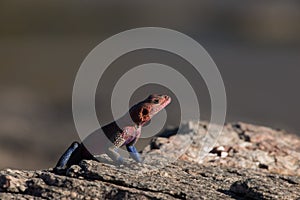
[
  {"left": 106, "top": 146, "right": 124, "bottom": 165},
  {"left": 106, "top": 133, "right": 142, "bottom": 164},
  {"left": 106, "top": 145, "right": 142, "bottom": 164},
  {"left": 126, "top": 145, "right": 142, "bottom": 163}
]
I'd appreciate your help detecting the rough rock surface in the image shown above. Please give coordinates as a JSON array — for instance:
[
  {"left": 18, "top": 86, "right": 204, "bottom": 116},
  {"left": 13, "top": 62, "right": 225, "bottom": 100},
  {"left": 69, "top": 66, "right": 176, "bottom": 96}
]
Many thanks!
[
  {"left": 144, "top": 121, "right": 300, "bottom": 176},
  {"left": 1, "top": 122, "right": 300, "bottom": 199}
]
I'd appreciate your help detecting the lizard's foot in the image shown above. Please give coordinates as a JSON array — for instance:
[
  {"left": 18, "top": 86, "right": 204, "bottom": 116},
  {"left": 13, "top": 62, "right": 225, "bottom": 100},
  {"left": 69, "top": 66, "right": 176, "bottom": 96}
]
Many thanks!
[{"left": 116, "top": 156, "right": 125, "bottom": 166}]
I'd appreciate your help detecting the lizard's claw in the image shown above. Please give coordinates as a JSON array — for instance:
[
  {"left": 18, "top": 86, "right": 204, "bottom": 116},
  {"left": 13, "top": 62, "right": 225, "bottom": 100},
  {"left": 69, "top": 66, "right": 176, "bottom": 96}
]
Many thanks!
[{"left": 116, "top": 156, "right": 125, "bottom": 166}]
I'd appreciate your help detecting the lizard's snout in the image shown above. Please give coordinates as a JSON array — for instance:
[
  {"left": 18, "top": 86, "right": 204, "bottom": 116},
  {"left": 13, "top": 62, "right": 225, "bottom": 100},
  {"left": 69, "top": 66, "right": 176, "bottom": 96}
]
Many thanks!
[
  {"left": 164, "top": 95, "right": 170, "bottom": 100},
  {"left": 163, "top": 95, "right": 171, "bottom": 102}
]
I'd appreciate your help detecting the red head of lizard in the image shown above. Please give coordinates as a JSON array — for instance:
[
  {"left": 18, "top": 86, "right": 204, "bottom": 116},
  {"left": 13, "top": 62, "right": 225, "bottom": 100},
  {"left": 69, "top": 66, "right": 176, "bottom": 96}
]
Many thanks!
[{"left": 129, "top": 94, "right": 171, "bottom": 126}]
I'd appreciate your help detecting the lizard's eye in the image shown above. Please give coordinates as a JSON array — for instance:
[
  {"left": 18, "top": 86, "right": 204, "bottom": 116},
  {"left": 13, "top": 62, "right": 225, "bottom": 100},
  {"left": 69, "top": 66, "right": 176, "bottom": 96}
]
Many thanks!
[{"left": 153, "top": 99, "right": 159, "bottom": 104}]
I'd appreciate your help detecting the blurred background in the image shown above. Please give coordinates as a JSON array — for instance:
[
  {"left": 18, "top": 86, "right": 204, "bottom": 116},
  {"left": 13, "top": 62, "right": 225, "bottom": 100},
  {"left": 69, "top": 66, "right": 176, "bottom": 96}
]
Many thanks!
[{"left": 0, "top": 1, "right": 300, "bottom": 170}]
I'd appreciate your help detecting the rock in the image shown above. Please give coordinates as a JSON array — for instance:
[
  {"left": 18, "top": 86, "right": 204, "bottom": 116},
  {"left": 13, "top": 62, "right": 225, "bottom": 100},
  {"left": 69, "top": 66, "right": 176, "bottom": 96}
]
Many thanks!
[
  {"left": 0, "top": 122, "right": 299, "bottom": 199},
  {"left": 0, "top": 160, "right": 299, "bottom": 199},
  {"left": 144, "top": 121, "right": 300, "bottom": 176}
]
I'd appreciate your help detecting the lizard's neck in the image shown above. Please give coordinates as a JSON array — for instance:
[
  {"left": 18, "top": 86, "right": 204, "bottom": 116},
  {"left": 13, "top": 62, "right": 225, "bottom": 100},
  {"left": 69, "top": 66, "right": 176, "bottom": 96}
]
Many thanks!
[{"left": 115, "top": 111, "right": 144, "bottom": 128}]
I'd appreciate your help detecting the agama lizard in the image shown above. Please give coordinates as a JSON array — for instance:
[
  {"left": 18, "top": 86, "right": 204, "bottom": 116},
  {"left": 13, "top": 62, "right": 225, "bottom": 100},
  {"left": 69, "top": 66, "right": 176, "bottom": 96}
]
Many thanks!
[{"left": 54, "top": 94, "right": 171, "bottom": 170}]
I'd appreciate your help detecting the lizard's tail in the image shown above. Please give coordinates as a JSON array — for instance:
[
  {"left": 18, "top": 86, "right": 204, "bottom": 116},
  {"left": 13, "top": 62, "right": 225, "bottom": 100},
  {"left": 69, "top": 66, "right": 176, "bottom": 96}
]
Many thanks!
[{"left": 54, "top": 141, "right": 80, "bottom": 171}]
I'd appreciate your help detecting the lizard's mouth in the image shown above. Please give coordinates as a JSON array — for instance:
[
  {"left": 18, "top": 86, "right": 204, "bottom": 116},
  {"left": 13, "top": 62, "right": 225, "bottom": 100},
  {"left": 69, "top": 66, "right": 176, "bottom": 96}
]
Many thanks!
[{"left": 161, "top": 95, "right": 171, "bottom": 107}]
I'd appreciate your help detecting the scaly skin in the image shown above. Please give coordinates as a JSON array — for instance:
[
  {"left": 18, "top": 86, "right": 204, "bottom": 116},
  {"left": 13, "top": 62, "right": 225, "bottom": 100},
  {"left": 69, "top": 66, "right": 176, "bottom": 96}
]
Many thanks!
[{"left": 54, "top": 94, "right": 171, "bottom": 170}]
